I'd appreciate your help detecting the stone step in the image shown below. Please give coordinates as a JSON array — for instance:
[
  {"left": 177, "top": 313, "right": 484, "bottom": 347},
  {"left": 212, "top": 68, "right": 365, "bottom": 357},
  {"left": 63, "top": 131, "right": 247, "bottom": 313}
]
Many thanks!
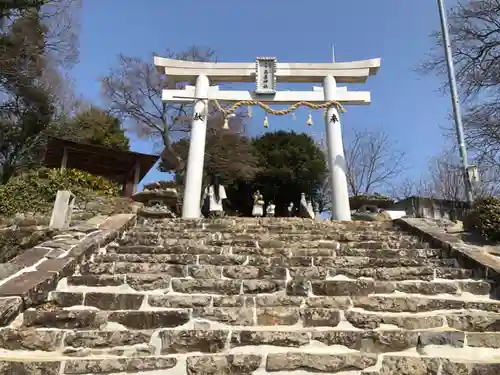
[
  {"left": 338, "top": 247, "right": 441, "bottom": 258},
  {"left": 90, "top": 253, "right": 454, "bottom": 268},
  {"left": 21, "top": 305, "right": 500, "bottom": 331},
  {"left": 80, "top": 261, "right": 469, "bottom": 278},
  {"left": 137, "top": 217, "right": 394, "bottom": 230},
  {"left": 374, "top": 356, "right": 500, "bottom": 375},
  {"left": 117, "top": 235, "right": 427, "bottom": 249},
  {"left": 330, "top": 266, "right": 475, "bottom": 281},
  {"left": 107, "top": 245, "right": 441, "bottom": 258},
  {"left": 51, "top": 279, "right": 492, "bottom": 310},
  {"left": 134, "top": 219, "right": 397, "bottom": 229},
  {"left": 125, "top": 228, "right": 418, "bottom": 242},
  {"left": 74, "top": 265, "right": 477, "bottom": 283},
  {"left": 0, "top": 356, "right": 177, "bottom": 374},
  {"left": 4, "top": 327, "right": 499, "bottom": 354},
  {"left": 50, "top": 290, "right": 498, "bottom": 312},
  {"left": 1, "top": 354, "right": 500, "bottom": 375},
  {"left": 346, "top": 309, "right": 500, "bottom": 331},
  {"left": 57, "top": 289, "right": 492, "bottom": 310}
]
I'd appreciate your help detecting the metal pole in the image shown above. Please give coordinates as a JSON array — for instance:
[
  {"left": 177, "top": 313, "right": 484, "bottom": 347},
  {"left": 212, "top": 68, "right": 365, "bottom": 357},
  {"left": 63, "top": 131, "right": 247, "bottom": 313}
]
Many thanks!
[{"left": 436, "top": 0, "right": 474, "bottom": 204}]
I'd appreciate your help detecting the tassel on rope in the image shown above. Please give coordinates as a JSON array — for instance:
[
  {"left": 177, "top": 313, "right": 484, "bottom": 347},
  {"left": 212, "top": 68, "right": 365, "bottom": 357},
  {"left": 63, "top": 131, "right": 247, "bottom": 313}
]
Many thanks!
[
  {"left": 307, "top": 113, "right": 313, "bottom": 126},
  {"left": 248, "top": 106, "right": 252, "bottom": 118},
  {"left": 322, "top": 110, "right": 326, "bottom": 119},
  {"left": 264, "top": 115, "right": 269, "bottom": 128},
  {"left": 222, "top": 117, "right": 229, "bottom": 130},
  {"left": 292, "top": 112, "right": 296, "bottom": 121}
]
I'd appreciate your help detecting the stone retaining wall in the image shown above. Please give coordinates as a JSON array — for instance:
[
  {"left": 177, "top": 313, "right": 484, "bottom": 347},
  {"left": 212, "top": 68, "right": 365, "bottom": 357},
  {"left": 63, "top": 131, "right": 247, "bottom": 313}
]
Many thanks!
[
  {"left": 396, "top": 218, "right": 500, "bottom": 299},
  {"left": 0, "top": 213, "right": 136, "bottom": 327},
  {"left": 73, "top": 196, "right": 141, "bottom": 219},
  {"left": 0, "top": 216, "right": 58, "bottom": 263},
  {"left": 0, "top": 196, "right": 140, "bottom": 263}
]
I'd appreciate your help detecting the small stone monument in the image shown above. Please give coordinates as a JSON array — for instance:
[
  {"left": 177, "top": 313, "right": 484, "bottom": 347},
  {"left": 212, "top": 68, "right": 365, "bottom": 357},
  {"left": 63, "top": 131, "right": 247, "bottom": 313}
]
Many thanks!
[
  {"left": 287, "top": 202, "right": 294, "bottom": 217},
  {"left": 132, "top": 181, "right": 181, "bottom": 218},
  {"left": 49, "top": 190, "right": 75, "bottom": 229}
]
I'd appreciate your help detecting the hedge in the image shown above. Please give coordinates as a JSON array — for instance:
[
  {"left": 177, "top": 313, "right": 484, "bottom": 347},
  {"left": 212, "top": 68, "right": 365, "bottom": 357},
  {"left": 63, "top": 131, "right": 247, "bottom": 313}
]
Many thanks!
[
  {"left": 0, "top": 167, "right": 120, "bottom": 217},
  {"left": 464, "top": 196, "right": 500, "bottom": 242}
]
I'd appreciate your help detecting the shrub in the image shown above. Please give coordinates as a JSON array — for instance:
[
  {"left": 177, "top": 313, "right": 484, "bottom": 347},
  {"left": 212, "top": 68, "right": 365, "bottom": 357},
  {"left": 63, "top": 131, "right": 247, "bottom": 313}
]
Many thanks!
[
  {"left": 0, "top": 167, "right": 121, "bottom": 217},
  {"left": 464, "top": 196, "right": 500, "bottom": 242}
]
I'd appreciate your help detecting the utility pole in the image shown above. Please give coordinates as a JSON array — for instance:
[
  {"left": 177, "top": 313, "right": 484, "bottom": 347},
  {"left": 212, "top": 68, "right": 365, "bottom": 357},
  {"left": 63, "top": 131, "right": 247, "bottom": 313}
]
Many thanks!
[{"left": 436, "top": 0, "right": 474, "bottom": 204}]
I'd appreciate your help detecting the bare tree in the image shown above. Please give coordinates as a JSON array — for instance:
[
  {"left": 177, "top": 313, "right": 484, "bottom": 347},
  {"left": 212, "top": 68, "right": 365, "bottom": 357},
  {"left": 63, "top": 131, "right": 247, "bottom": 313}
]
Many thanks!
[
  {"left": 100, "top": 46, "right": 223, "bottom": 170},
  {"left": 421, "top": 0, "right": 500, "bottom": 187},
  {"left": 1, "top": 0, "right": 80, "bottom": 70},
  {"left": 0, "top": 1, "right": 46, "bottom": 17},
  {"left": 421, "top": 147, "right": 500, "bottom": 200},
  {"left": 391, "top": 176, "right": 427, "bottom": 201},
  {"left": 424, "top": 150, "right": 465, "bottom": 201},
  {"left": 1, "top": 0, "right": 81, "bottom": 124},
  {"left": 313, "top": 129, "right": 405, "bottom": 211},
  {"left": 459, "top": 103, "right": 500, "bottom": 181},
  {"left": 0, "top": 0, "right": 81, "bottom": 182},
  {"left": 313, "top": 177, "right": 332, "bottom": 214},
  {"left": 38, "top": 0, "right": 80, "bottom": 69},
  {"left": 421, "top": 0, "right": 500, "bottom": 99},
  {"left": 343, "top": 128, "right": 406, "bottom": 196}
]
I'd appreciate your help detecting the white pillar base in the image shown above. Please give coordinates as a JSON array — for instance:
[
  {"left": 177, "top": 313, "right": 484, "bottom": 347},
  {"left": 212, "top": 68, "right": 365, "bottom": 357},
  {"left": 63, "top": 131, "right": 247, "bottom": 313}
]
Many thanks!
[
  {"left": 181, "top": 75, "right": 209, "bottom": 219},
  {"left": 323, "top": 75, "right": 351, "bottom": 221}
]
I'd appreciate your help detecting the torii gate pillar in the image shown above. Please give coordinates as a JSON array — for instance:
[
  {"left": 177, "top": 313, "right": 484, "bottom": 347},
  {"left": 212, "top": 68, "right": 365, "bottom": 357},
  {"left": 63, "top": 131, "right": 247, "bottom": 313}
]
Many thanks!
[
  {"left": 182, "top": 75, "right": 209, "bottom": 219},
  {"left": 324, "top": 76, "right": 351, "bottom": 220}
]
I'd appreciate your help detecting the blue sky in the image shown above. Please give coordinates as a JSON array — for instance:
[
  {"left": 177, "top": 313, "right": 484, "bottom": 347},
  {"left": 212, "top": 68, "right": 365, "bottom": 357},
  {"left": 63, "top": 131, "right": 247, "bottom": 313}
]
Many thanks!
[{"left": 74, "top": 0, "right": 458, "bottom": 190}]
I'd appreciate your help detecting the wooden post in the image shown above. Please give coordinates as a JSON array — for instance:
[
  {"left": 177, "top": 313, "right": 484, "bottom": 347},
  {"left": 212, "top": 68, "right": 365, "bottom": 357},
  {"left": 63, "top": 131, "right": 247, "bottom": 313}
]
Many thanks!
[
  {"left": 124, "top": 181, "right": 134, "bottom": 197},
  {"left": 133, "top": 161, "right": 140, "bottom": 194},
  {"left": 60, "top": 147, "right": 68, "bottom": 171}
]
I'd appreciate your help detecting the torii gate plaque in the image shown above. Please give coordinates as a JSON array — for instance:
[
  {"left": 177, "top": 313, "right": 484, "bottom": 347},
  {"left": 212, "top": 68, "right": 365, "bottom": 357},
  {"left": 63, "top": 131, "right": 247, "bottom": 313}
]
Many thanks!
[{"left": 154, "top": 54, "right": 381, "bottom": 220}]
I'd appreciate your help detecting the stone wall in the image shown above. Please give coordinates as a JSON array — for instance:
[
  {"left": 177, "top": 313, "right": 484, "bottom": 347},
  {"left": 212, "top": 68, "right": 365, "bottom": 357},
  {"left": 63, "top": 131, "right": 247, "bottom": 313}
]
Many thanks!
[
  {"left": 397, "top": 217, "right": 500, "bottom": 298},
  {"left": 0, "top": 213, "right": 136, "bottom": 329},
  {"left": 0, "top": 216, "right": 55, "bottom": 263},
  {"left": 0, "top": 195, "right": 140, "bottom": 264},
  {"left": 72, "top": 196, "right": 141, "bottom": 221}
]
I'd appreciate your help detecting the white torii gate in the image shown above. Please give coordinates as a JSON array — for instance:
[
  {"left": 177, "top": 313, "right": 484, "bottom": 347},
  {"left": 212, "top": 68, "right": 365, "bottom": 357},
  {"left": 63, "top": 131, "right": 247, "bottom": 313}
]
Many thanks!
[{"left": 154, "top": 55, "right": 381, "bottom": 220}]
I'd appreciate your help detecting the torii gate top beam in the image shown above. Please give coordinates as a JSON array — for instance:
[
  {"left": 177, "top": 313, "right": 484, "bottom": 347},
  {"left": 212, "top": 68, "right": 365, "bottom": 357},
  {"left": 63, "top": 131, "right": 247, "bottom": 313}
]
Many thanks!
[{"left": 154, "top": 56, "right": 381, "bottom": 84}]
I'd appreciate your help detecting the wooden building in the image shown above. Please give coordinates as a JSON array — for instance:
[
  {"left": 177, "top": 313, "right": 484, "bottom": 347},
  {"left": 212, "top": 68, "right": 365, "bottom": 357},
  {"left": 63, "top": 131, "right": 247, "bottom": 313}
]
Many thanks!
[{"left": 44, "top": 137, "right": 158, "bottom": 197}]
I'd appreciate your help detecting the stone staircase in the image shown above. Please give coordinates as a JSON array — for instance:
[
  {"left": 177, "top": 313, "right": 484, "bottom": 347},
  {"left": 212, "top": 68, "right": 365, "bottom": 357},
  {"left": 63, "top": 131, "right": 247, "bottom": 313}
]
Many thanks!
[{"left": 3, "top": 217, "right": 500, "bottom": 374}]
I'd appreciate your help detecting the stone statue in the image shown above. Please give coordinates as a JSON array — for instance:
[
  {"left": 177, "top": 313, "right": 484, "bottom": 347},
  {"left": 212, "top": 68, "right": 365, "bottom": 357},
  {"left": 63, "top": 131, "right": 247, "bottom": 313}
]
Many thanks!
[
  {"left": 252, "top": 190, "right": 264, "bottom": 217},
  {"left": 202, "top": 174, "right": 227, "bottom": 218},
  {"left": 266, "top": 201, "right": 276, "bottom": 217},
  {"left": 298, "top": 192, "right": 314, "bottom": 219},
  {"left": 300, "top": 193, "right": 307, "bottom": 205},
  {"left": 306, "top": 199, "right": 314, "bottom": 218},
  {"left": 313, "top": 202, "right": 320, "bottom": 220}
]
